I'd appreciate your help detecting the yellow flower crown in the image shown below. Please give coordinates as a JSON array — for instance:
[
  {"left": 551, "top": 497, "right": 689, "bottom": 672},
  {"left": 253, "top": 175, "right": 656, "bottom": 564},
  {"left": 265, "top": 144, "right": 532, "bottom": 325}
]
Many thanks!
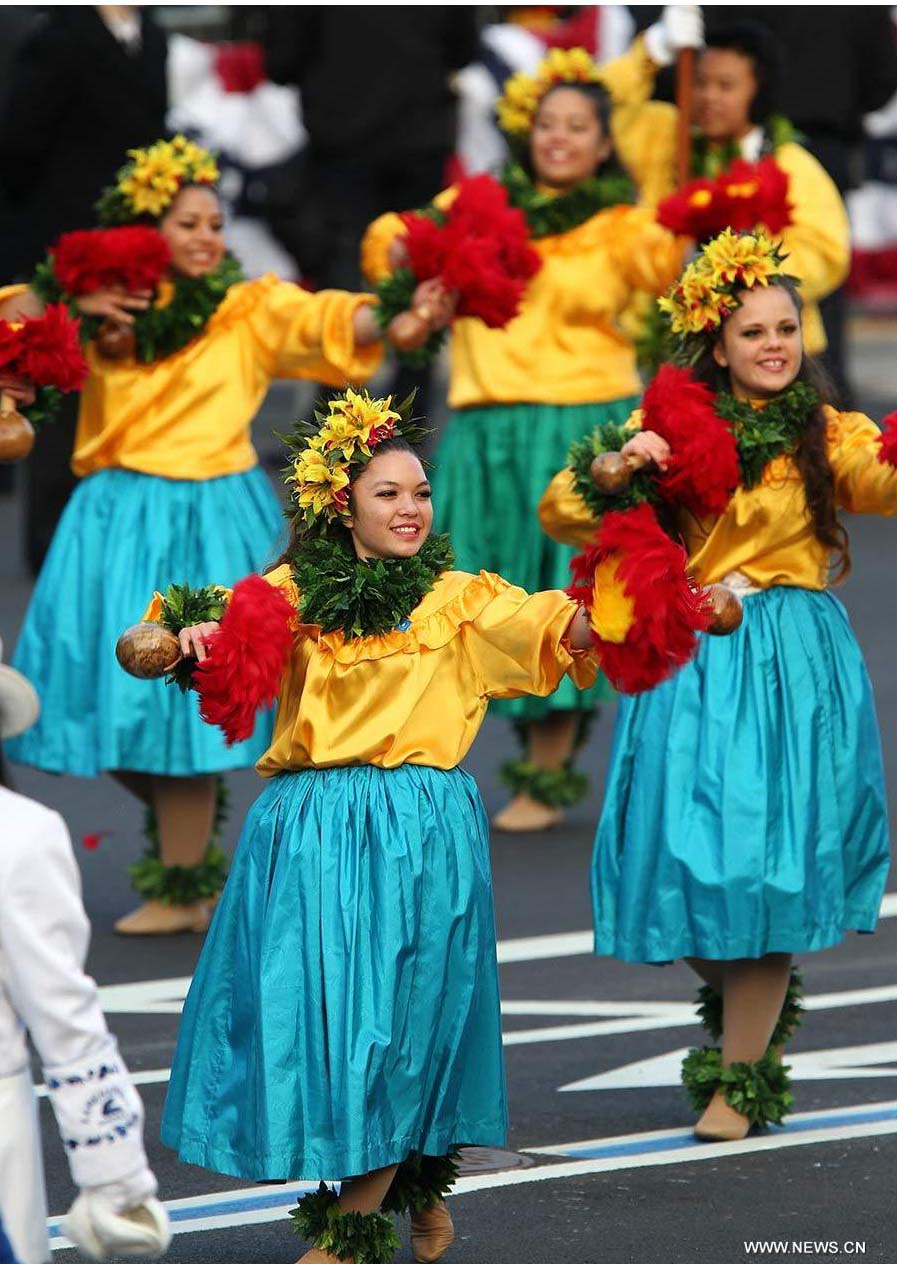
[
  {"left": 285, "top": 388, "right": 412, "bottom": 530},
  {"left": 97, "top": 135, "right": 219, "bottom": 225},
  {"left": 658, "top": 228, "right": 793, "bottom": 340},
  {"left": 497, "top": 47, "right": 604, "bottom": 138}
]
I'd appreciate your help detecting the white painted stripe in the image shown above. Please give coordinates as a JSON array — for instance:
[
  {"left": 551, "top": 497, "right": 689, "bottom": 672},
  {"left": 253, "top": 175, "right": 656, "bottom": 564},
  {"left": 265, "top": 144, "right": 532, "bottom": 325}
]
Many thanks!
[
  {"left": 47, "top": 1103, "right": 897, "bottom": 1248},
  {"left": 39, "top": 984, "right": 897, "bottom": 1101},
  {"left": 496, "top": 929, "right": 593, "bottom": 963},
  {"left": 94, "top": 892, "right": 897, "bottom": 1014},
  {"left": 560, "top": 1042, "right": 897, "bottom": 1093}
]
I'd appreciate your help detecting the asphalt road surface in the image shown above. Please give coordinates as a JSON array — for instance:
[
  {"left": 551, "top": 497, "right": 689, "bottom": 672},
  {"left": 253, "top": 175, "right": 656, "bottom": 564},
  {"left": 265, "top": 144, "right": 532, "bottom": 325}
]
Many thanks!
[{"left": 1, "top": 340, "right": 894, "bottom": 1264}]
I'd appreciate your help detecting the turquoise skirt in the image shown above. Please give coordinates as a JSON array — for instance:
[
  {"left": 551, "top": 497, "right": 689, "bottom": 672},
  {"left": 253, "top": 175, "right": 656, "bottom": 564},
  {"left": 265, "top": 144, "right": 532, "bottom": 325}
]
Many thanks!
[
  {"left": 593, "top": 587, "right": 890, "bottom": 963},
  {"left": 6, "top": 466, "right": 283, "bottom": 776},
  {"left": 161, "top": 765, "right": 508, "bottom": 1180},
  {"left": 431, "top": 400, "right": 629, "bottom": 720}
]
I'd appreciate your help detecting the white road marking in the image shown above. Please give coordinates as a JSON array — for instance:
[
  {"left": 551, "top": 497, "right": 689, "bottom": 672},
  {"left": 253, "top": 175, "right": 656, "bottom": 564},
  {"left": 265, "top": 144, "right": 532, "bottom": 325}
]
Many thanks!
[
  {"left": 47, "top": 1101, "right": 897, "bottom": 1248},
  {"left": 503, "top": 984, "right": 897, "bottom": 1045},
  {"left": 560, "top": 1041, "right": 897, "bottom": 1092},
  {"left": 42, "top": 985, "right": 893, "bottom": 1100}
]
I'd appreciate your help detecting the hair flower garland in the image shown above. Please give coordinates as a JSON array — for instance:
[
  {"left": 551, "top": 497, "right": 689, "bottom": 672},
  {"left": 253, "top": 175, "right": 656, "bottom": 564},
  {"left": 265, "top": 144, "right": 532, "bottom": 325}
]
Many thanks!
[
  {"left": 283, "top": 388, "right": 427, "bottom": 534},
  {"left": 96, "top": 135, "right": 219, "bottom": 226},
  {"left": 497, "top": 47, "right": 605, "bottom": 139},
  {"left": 656, "top": 228, "right": 797, "bottom": 365}
]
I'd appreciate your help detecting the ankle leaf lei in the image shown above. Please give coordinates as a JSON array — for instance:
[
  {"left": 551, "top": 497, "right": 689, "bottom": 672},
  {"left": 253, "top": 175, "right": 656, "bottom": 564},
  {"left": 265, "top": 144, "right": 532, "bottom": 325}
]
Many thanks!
[
  {"left": 130, "top": 775, "right": 229, "bottom": 905},
  {"left": 499, "top": 160, "right": 635, "bottom": 239},
  {"left": 697, "top": 968, "right": 805, "bottom": 1049},
  {"left": 682, "top": 1046, "right": 794, "bottom": 1127},
  {"left": 293, "top": 534, "right": 455, "bottom": 639},
  {"left": 33, "top": 253, "right": 245, "bottom": 363},
  {"left": 381, "top": 1150, "right": 462, "bottom": 1215},
  {"left": 290, "top": 1184, "right": 400, "bottom": 1264}
]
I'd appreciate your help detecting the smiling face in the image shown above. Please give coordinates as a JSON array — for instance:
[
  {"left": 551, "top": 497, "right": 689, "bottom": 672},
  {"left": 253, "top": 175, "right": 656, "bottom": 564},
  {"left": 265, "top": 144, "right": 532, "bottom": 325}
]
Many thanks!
[
  {"left": 530, "top": 86, "right": 612, "bottom": 191},
  {"left": 345, "top": 447, "right": 433, "bottom": 560},
  {"left": 712, "top": 284, "right": 803, "bottom": 399},
  {"left": 695, "top": 48, "right": 757, "bottom": 142},
  {"left": 158, "top": 186, "right": 225, "bottom": 278}
]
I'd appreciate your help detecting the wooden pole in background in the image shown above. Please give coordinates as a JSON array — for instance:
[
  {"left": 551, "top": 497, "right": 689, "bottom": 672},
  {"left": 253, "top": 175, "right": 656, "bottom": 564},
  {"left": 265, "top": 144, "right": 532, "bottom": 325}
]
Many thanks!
[{"left": 675, "top": 46, "right": 695, "bottom": 187}]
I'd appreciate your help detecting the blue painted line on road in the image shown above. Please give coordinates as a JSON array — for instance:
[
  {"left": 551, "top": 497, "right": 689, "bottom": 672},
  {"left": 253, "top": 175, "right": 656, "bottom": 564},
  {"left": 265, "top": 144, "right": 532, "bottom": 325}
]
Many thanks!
[
  {"left": 49, "top": 1183, "right": 317, "bottom": 1238},
  {"left": 50, "top": 1104, "right": 896, "bottom": 1240},
  {"left": 545, "top": 1104, "right": 897, "bottom": 1159}
]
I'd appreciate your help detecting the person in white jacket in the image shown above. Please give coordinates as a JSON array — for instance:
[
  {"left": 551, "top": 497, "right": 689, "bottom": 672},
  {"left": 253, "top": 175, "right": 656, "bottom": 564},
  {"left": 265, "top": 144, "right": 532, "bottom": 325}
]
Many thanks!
[{"left": 0, "top": 640, "right": 170, "bottom": 1263}]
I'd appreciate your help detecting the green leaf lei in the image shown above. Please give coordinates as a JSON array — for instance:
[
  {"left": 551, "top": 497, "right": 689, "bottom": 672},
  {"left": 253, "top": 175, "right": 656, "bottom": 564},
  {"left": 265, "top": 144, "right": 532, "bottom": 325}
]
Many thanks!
[
  {"left": 290, "top": 1183, "right": 400, "bottom": 1264},
  {"left": 374, "top": 266, "right": 448, "bottom": 369},
  {"left": 32, "top": 252, "right": 245, "bottom": 364},
  {"left": 499, "top": 160, "right": 635, "bottom": 238},
  {"left": 292, "top": 534, "right": 455, "bottom": 640},
  {"left": 130, "top": 775, "right": 229, "bottom": 904},
  {"left": 681, "top": 1046, "right": 794, "bottom": 1127},
  {"left": 715, "top": 380, "right": 818, "bottom": 489},
  {"left": 568, "top": 420, "right": 659, "bottom": 518},
  {"left": 156, "top": 581, "right": 230, "bottom": 692},
  {"left": 380, "top": 1150, "right": 462, "bottom": 1216}
]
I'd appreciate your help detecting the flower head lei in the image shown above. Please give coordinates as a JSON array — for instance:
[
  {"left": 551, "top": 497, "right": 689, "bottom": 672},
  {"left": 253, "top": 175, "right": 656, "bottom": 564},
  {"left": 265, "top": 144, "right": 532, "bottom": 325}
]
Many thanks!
[
  {"left": 497, "top": 47, "right": 605, "bottom": 139},
  {"left": 658, "top": 228, "right": 799, "bottom": 363},
  {"left": 283, "top": 387, "right": 429, "bottom": 536},
  {"left": 96, "top": 135, "right": 220, "bottom": 226}
]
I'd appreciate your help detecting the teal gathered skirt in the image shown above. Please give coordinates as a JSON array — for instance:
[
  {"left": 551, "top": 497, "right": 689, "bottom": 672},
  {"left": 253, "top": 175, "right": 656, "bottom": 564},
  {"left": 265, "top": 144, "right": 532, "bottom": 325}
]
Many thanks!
[
  {"left": 6, "top": 466, "right": 283, "bottom": 777},
  {"left": 593, "top": 587, "right": 891, "bottom": 963},
  {"left": 431, "top": 400, "right": 630, "bottom": 720},
  {"left": 161, "top": 765, "right": 508, "bottom": 1180}
]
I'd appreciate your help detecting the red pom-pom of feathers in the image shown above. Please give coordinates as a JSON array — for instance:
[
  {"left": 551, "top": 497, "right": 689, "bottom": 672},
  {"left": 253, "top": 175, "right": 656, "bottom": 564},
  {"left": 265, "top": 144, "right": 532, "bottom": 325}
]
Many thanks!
[
  {"left": 641, "top": 365, "right": 740, "bottom": 517},
  {"left": 400, "top": 174, "right": 541, "bottom": 329},
  {"left": 568, "top": 503, "right": 711, "bottom": 694},
  {"left": 194, "top": 575, "right": 294, "bottom": 745},
  {"left": 50, "top": 226, "right": 171, "bottom": 295}
]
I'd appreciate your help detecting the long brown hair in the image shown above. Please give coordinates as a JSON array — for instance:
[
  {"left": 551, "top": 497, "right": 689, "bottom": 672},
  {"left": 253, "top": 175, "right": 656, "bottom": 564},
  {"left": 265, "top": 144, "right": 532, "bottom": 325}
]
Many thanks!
[{"left": 691, "top": 281, "right": 851, "bottom": 582}]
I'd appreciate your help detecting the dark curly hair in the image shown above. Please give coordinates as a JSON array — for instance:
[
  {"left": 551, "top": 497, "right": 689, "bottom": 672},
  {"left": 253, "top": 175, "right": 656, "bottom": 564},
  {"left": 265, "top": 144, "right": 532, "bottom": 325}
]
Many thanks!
[
  {"left": 691, "top": 279, "right": 850, "bottom": 583},
  {"left": 703, "top": 21, "right": 783, "bottom": 126}
]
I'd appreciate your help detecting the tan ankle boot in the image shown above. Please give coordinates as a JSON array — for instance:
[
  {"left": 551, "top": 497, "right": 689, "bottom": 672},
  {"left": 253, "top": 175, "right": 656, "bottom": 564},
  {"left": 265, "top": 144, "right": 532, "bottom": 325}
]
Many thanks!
[
  {"left": 114, "top": 898, "right": 211, "bottom": 936},
  {"left": 694, "top": 1087, "right": 751, "bottom": 1142},
  {"left": 492, "top": 793, "right": 564, "bottom": 833},
  {"left": 410, "top": 1201, "right": 454, "bottom": 1263}
]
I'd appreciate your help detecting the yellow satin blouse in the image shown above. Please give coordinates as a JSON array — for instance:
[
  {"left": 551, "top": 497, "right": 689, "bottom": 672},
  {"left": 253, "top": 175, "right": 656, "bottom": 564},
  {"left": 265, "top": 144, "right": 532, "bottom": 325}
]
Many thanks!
[
  {"left": 362, "top": 201, "right": 684, "bottom": 409},
  {"left": 539, "top": 406, "right": 897, "bottom": 590},
  {"left": 153, "top": 567, "right": 596, "bottom": 776},
  {"left": 1, "top": 277, "right": 381, "bottom": 480}
]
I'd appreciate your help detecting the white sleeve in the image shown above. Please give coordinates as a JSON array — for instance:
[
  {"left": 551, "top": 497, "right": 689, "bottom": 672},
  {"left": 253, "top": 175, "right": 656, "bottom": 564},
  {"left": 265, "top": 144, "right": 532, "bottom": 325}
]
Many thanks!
[
  {"left": 0, "top": 804, "right": 151, "bottom": 1190},
  {"left": 0, "top": 807, "right": 106, "bottom": 1068}
]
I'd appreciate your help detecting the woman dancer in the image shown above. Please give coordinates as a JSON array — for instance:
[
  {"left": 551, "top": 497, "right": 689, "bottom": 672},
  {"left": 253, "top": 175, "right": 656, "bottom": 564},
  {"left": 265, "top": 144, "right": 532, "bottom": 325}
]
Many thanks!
[
  {"left": 363, "top": 51, "right": 686, "bottom": 832},
  {"left": 1, "top": 136, "right": 445, "bottom": 934},
  {"left": 540, "top": 230, "right": 894, "bottom": 1140},
  {"left": 602, "top": 12, "right": 849, "bottom": 360},
  {"left": 142, "top": 388, "right": 601, "bottom": 1263}
]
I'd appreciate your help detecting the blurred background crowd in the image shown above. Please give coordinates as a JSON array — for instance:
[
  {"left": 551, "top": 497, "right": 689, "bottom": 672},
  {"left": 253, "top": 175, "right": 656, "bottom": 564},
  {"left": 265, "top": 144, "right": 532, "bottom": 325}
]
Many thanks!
[{"left": 0, "top": 3, "right": 895, "bottom": 572}]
